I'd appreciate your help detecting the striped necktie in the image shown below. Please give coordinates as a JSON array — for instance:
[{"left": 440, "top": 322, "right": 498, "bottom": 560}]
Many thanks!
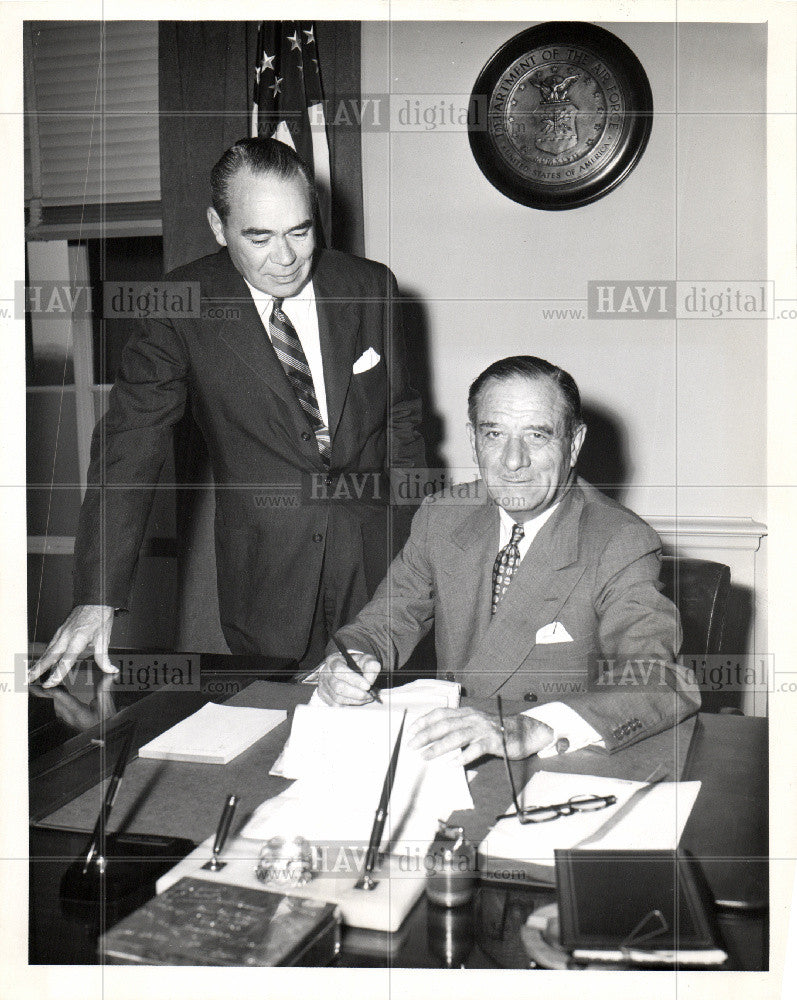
[
  {"left": 491, "top": 522, "right": 525, "bottom": 614},
  {"left": 269, "top": 298, "right": 331, "bottom": 465}
]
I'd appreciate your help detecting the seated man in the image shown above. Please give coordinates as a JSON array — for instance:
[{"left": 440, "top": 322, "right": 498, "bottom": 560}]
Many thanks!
[{"left": 317, "top": 355, "right": 700, "bottom": 764}]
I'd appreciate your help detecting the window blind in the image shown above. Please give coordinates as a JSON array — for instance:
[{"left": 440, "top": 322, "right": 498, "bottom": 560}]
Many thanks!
[{"left": 25, "top": 20, "right": 160, "bottom": 208}]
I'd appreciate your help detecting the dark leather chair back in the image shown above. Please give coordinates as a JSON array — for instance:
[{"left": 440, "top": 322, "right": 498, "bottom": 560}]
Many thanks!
[{"left": 659, "top": 556, "right": 731, "bottom": 657}]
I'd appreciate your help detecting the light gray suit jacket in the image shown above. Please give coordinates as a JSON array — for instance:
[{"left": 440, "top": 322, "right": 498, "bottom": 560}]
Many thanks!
[{"left": 336, "top": 477, "right": 700, "bottom": 753}]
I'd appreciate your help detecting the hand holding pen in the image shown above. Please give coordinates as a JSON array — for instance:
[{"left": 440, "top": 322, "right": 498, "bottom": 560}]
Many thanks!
[{"left": 315, "top": 637, "right": 383, "bottom": 706}]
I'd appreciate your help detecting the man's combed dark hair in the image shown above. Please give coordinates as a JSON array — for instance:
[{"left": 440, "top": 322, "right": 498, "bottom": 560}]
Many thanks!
[
  {"left": 210, "top": 137, "right": 317, "bottom": 222},
  {"left": 468, "top": 356, "right": 583, "bottom": 434}
]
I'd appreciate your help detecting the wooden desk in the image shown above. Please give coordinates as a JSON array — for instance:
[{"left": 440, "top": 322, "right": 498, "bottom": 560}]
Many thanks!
[{"left": 29, "top": 671, "right": 768, "bottom": 969}]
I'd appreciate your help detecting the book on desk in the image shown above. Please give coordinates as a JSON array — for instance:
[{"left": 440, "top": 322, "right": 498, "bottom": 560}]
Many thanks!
[{"left": 99, "top": 878, "right": 341, "bottom": 966}]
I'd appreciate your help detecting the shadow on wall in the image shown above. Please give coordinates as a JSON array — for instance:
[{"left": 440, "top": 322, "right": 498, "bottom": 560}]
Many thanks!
[
  {"left": 399, "top": 290, "right": 446, "bottom": 472},
  {"left": 394, "top": 288, "right": 442, "bottom": 681},
  {"left": 395, "top": 336, "right": 634, "bottom": 504},
  {"left": 577, "top": 402, "right": 630, "bottom": 505}
]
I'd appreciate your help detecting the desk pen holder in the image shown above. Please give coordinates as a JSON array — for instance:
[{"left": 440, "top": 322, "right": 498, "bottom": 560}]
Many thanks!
[{"left": 59, "top": 831, "right": 195, "bottom": 924}]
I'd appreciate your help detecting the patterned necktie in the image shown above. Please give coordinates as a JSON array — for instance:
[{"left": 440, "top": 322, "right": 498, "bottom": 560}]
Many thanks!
[
  {"left": 491, "top": 523, "right": 525, "bottom": 614},
  {"left": 269, "top": 299, "right": 331, "bottom": 465}
]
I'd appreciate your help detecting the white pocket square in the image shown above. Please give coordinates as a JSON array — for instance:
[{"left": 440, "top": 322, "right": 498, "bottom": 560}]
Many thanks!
[
  {"left": 352, "top": 348, "right": 381, "bottom": 374},
  {"left": 535, "top": 622, "right": 573, "bottom": 644}
]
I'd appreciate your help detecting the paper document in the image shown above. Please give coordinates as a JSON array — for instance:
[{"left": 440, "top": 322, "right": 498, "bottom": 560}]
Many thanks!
[
  {"left": 307, "top": 677, "right": 461, "bottom": 711},
  {"left": 243, "top": 699, "right": 472, "bottom": 850},
  {"left": 138, "top": 703, "right": 288, "bottom": 765},
  {"left": 480, "top": 770, "right": 701, "bottom": 868},
  {"left": 273, "top": 678, "right": 460, "bottom": 778}
]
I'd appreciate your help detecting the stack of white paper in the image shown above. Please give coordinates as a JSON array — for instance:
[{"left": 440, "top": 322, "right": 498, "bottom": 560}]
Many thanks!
[
  {"left": 243, "top": 689, "right": 472, "bottom": 851},
  {"left": 480, "top": 770, "right": 701, "bottom": 869},
  {"left": 272, "top": 677, "right": 461, "bottom": 778},
  {"left": 137, "top": 703, "right": 288, "bottom": 765}
]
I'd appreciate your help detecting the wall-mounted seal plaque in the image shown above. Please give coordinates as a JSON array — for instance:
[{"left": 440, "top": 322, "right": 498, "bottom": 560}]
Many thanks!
[{"left": 468, "top": 22, "right": 653, "bottom": 210}]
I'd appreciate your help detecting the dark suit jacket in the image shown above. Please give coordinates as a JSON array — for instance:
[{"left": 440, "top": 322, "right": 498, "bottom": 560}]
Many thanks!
[
  {"left": 73, "top": 248, "right": 425, "bottom": 657},
  {"left": 337, "top": 478, "right": 700, "bottom": 752}
]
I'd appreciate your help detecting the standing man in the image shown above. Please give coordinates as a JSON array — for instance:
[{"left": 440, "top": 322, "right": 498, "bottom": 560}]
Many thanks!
[
  {"left": 317, "top": 356, "right": 700, "bottom": 763},
  {"left": 30, "top": 138, "right": 425, "bottom": 686}
]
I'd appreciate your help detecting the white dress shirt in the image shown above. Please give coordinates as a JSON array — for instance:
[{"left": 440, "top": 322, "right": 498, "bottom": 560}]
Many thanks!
[
  {"left": 497, "top": 502, "right": 604, "bottom": 756},
  {"left": 244, "top": 278, "right": 330, "bottom": 427},
  {"left": 497, "top": 501, "right": 559, "bottom": 556}
]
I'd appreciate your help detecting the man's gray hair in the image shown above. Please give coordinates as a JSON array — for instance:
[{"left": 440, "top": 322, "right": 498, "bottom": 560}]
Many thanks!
[{"left": 468, "top": 355, "right": 583, "bottom": 435}]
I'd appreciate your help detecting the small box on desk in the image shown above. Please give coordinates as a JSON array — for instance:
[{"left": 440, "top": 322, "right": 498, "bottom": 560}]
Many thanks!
[{"left": 99, "top": 878, "right": 341, "bottom": 966}]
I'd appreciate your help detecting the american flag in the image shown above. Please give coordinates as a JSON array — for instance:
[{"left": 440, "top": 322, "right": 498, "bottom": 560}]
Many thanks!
[{"left": 252, "top": 21, "right": 331, "bottom": 240}]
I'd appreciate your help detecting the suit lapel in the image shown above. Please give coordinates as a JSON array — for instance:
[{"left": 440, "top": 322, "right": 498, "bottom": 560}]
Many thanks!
[
  {"left": 464, "top": 484, "right": 588, "bottom": 696},
  {"left": 210, "top": 250, "right": 304, "bottom": 415},
  {"left": 208, "top": 251, "right": 330, "bottom": 465},
  {"left": 313, "top": 252, "right": 360, "bottom": 440},
  {"left": 443, "top": 500, "right": 501, "bottom": 650}
]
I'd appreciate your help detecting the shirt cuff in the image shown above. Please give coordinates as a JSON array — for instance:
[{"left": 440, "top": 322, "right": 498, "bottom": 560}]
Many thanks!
[{"left": 521, "top": 702, "right": 605, "bottom": 757}]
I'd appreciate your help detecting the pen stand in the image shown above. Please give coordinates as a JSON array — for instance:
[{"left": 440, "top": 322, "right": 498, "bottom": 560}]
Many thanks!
[
  {"left": 58, "top": 832, "right": 195, "bottom": 924},
  {"left": 60, "top": 857, "right": 142, "bottom": 922}
]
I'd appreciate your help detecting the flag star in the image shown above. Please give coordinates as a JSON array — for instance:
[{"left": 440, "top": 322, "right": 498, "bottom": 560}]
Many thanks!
[
  {"left": 288, "top": 29, "right": 301, "bottom": 51},
  {"left": 270, "top": 76, "right": 283, "bottom": 96},
  {"left": 260, "top": 51, "right": 275, "bottom": 72},
  {"left": 311, "top": 56, "right": 319, "bottom": 71},
  {"left": 303, "top": 25, "right": 315, "bottom": 45}
]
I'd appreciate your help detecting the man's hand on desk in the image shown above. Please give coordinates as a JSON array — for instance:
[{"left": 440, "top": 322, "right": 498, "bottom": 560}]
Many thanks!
[
  {"left": 27, "top": 604, "right": 118, "bottom": 689},
  {"left": 316, "top": 650, "right": 381, "bottom": 706},
  {"left": 408, "top": 708, "right": 554, "bottom": 766}
]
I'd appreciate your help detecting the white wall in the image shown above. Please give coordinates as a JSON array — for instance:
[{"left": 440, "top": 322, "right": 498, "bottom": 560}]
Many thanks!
[{"left": 362, "top": 20, "right": 768, "bottom": 701}]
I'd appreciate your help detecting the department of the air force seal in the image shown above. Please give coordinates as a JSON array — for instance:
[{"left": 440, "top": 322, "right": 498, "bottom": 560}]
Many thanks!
[{"left": 468, "top": 22, "right": 652, "bottom": 210}]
